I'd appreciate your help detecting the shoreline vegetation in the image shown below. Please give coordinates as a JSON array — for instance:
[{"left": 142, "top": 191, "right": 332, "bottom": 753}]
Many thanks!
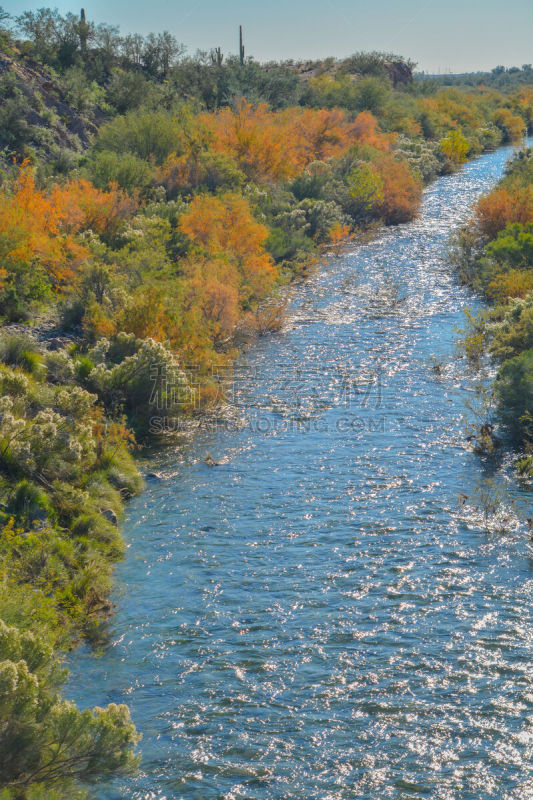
[
  {"left": 0, "top": 6, "right": 532, "bottom": 798},
  {"left": 451, "top": 145, "right": 533, "bottom": 470}
]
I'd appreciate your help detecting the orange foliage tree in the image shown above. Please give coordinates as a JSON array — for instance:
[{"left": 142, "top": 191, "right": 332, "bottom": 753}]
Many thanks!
[
  {"left": 351, "top": 110, "right": 392, "bottom": 152},
  {"left": 199, "top": 101, "right": 390, "bottom": 183},
  {"left": 476, "top": 187, "right": 533, "bottom": 239},
  {"left": 0, "top": 163, "right": 136, "bottom": 296},
  {"left": 487, "top": 268, "right": 533, "bottom": 303},
  {"left": 0, "top": 162, "right": 87, "bottom": 289},
  {"left": 200, "top": 102, "right": 293, "bottom": 182},
  {"left": 51, "top": 178, "right": 137, "bottom": 239},
  {"left": 328, "top": 222, "right": 352, "bottom": 246},
  {"left": 179, "top": 191, "right": 278, "bottom": 303},
  {"left": 370, "top": 155, "right": 422, "bottom": 224},
  {"left": 115, "top": 287, "right": 174, "bottom": 340},
  {"left": 182, "top": 258, "right": 240, "bottom": 345}
]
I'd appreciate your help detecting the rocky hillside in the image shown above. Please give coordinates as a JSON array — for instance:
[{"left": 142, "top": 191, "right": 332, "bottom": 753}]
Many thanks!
[
  {"left": 284, "top": 52, "right": 415, "bottom": 88},
  {"left": 0, "top": 47, "right": 99, "bottom": 170}
]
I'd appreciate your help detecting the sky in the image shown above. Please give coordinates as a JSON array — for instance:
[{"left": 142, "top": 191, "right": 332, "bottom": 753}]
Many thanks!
[{"left": 2, "top": 0, "right": 532, "bottom": 74}]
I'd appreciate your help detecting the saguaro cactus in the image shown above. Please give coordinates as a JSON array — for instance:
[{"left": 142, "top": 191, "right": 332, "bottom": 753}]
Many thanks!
[
  {"left": 239, "top": 25, "right": 244, "bottom": 66},
  {"left": 78, "top": 8, "right": 90, "bottom": 56}
]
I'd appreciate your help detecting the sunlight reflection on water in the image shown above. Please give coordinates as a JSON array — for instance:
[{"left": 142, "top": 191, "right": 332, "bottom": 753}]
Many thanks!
[{"left": 68, "top": 142, "right": 533, "bottom": 800}]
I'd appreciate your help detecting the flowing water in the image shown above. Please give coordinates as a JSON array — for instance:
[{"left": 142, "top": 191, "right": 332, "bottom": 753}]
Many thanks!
[{"left": 69, "top": 142, "right": 533, "bottom": 800}]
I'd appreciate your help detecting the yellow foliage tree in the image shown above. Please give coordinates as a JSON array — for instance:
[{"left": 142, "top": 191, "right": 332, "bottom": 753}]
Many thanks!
[{"left": 441, "top": 128, "right": 470, "bottom": 165}]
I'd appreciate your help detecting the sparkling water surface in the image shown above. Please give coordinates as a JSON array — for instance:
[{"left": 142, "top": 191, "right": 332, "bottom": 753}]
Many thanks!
[{"left": 68, "top": 142, "right": 533, "bottom": 800}]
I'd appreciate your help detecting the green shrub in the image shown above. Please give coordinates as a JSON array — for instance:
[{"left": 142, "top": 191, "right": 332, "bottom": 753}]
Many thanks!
[
  {"left": 75, "top": 356, "right": 95, "bottom": 383},
  {"left": 0, "top": 258, "right": 52, "bottom": 321},
  {"left": 490, "top": 297, "right": 533, "bottom": 360},
  {"left": 87, "top": 334, "right": 189, "bottom": 437},
  {"left": 483, "top": 222, "right": 533, "bottom": 273},
  {"left": 297, "top": 198, "right": 349, "bottom": 243},
  {"left": 62, "top": 67, "right": 106, "bottom": 113},
  {"left": 105, "top": 68, "right": 155, "bottom": 114},
  {"left": 291, "top": 162, "right": 333, "bottom": 201},
  {"left": 94, "top": 110, "right": 179, "bottom": 164},
  {"left": 8, "top": 480, "right": 52, "bottom": 526},
  {"left": 44, "top": 351, "right": 76, "bottom": 385},
  {"left": 0, "top": 335, "right": 39, "bottom": 368},
  {"left": 0, "top": 619, "right": 140, "bottom": 797},
  {"left": 266, "top": 225, "right": 314, "bottom": 262},
  {"left": 86, "top": 149, "right": 154, "bottom": 194},
  {"left": 495, "top": 347, "right": 533, "bottom": 442}
]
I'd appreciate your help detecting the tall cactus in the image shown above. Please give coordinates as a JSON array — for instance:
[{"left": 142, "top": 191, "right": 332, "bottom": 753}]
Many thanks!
[
  {"left": 210, "top": 47, "right": 224, "bottom": 108},
  {"left": 78, "top": 8, "right": 90, "bottom": 56},
  {"left": 239, "top": 25, "right": 244, "bottom": 66}
]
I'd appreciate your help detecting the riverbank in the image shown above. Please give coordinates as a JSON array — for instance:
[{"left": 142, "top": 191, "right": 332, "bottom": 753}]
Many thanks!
[
  {"left": 67, "top": 142, "right": 533, "bottom": 800},
  {"left": 450, "top": 141, "right": 533, "bottom": 470}
]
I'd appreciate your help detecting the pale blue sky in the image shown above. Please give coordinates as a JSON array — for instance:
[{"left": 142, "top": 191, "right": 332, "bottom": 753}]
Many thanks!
[{"left": 2, "top": 0, "right": 532, "bottom": 73}]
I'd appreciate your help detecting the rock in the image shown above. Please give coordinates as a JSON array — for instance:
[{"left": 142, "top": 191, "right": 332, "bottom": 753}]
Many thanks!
[
  {"left": 102, "top": 508, "right": 118, "bottom": 525},
  {"left": 146, "top": 471, "right": 163, "bottom": 480},
  {"left": 473, "top": 422, "right": 502, "bottom": 455},
  {"left": 47, "top": 337, "right": 65, "bottom": 351},
  {"left": 384, "top": 60, "right": 414, "bottom": 88}
]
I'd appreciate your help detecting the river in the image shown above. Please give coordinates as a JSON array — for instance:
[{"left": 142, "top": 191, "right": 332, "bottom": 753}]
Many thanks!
[{"left": 68, "top": 141, "right": 533, "bottom": 800}]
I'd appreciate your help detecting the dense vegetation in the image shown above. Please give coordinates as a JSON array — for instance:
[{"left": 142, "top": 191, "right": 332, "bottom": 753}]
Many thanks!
[
  {"left": 451, "top": 149, "right": 533, "bottom": 467},
  {"left": 0, "top": 336, "right": 143, "bottom": 797},
  {"left": 423, "top": 63, "right": 533, "bottom": 91},
  {"left": 0, "top": 5, "right": 532, "bottom": 798}
]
